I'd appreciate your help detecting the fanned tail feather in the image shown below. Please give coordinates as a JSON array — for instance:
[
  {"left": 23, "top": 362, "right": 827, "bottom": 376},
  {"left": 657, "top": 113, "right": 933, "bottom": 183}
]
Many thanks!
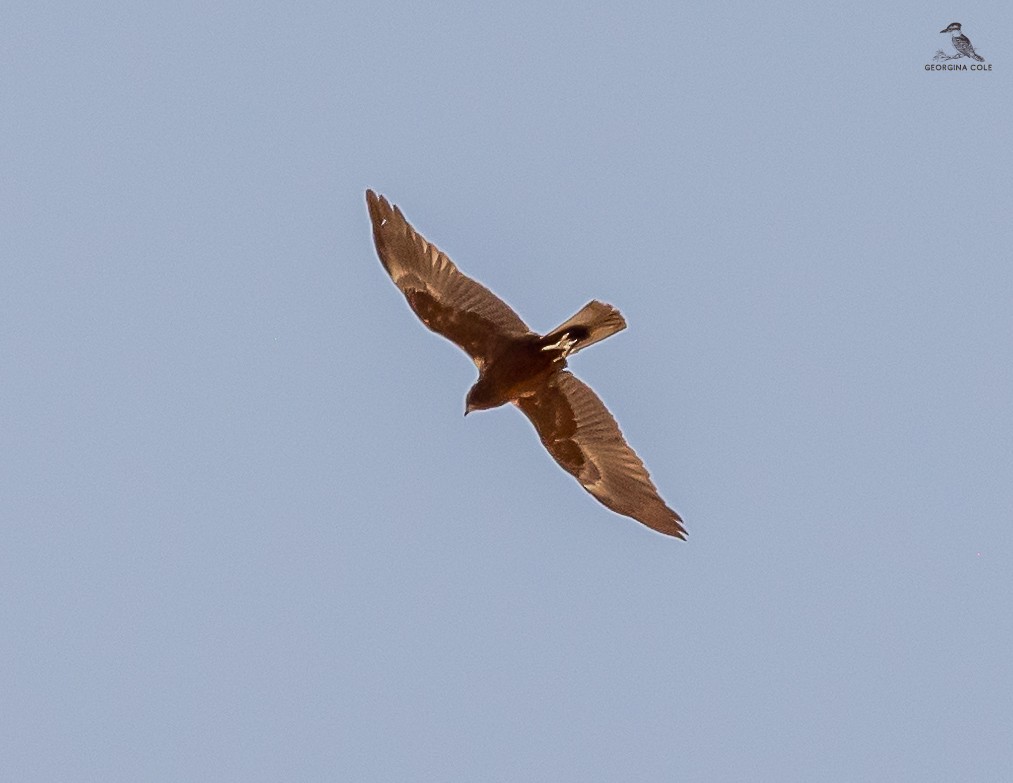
[{"left": 540, "top": 300, "right": 626, "bottom": 356}]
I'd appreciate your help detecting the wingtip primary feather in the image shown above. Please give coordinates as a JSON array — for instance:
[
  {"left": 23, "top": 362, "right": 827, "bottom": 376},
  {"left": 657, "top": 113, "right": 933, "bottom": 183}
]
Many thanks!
[
  {"left": 365, "top": 188, "right": 382, "bottom": 213},
  {"left": 365, "top": 189, "right": 387, "bottom": 228},
  {"left": 653, "top": 510, "right": 688, "bottom": 539}
]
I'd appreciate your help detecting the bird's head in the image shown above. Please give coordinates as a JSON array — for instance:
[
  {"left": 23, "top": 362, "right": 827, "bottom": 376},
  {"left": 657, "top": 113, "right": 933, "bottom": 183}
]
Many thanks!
[
  {"left": 941, "top": 22, "right": 962, "bottom": 33},
  {"left": 464, "top": 381, "right": 497, "bottom": 417}
]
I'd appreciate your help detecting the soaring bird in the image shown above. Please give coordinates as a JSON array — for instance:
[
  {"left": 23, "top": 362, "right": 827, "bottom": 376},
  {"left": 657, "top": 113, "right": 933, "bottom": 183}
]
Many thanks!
[
  {"left": 367, "top": 190, "right": 686, "bottom": 538},
  {"left": 940, "top": 22, "right": 985, "bottom": 61}
]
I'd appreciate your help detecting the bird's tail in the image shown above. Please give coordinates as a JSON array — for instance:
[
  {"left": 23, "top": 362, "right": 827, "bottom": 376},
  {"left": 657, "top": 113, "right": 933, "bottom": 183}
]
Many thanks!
[{"left": 539, "top": 300, "right": 627, "bottom": 357}]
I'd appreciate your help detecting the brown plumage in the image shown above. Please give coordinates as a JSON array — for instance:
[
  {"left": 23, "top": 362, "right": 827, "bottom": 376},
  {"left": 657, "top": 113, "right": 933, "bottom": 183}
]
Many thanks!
[{"left": 366, "top": 189, "right": 686, "bottom": 538}]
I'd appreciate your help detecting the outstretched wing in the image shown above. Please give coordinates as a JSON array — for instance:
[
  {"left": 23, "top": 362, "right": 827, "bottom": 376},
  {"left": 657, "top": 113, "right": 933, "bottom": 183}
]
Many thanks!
[
  {"left": 367, "top": 190, "right": 532, "bottom": 368},
  {"left": 515, "top": 371, "right": 686, "bottom": 538}
]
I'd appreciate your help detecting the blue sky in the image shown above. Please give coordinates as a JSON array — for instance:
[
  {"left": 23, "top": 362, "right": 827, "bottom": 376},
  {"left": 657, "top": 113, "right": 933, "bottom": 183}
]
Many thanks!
[{"left": 3, "top": 2, "right": 1012, "bottom": 780}]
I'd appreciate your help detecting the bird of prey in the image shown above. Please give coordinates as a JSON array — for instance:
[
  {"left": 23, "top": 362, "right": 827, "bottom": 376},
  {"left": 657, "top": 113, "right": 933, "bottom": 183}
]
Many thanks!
[
  {"left": 940, "top": 22, "right": 985, "bottom": 61},
  {"left": 366, "top": 190, "right": 686, "bottom": 538}
]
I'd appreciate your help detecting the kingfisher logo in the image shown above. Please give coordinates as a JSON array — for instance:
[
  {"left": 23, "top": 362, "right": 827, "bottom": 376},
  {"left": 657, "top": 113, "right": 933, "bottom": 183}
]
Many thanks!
[{"left": 927, "top": 22, "right": 992, "bottom": 70}]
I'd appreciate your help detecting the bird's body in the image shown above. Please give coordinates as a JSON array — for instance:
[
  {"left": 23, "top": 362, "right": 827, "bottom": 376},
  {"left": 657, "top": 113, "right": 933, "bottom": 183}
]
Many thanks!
[
  {"left": 465, "top": 334, "right": 562, "bottom": 411},
  {"left": 940, "top": 22, "right": 984, "bottom": 61},
  {"left": 366, "top": 190, "right": 686, "bottom": 538}
]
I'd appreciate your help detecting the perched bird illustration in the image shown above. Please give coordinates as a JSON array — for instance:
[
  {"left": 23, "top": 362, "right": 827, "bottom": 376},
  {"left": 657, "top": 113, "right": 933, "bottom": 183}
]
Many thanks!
[
  {"left": 940, "top": 22, "right": 984, "bottom": 61},
  {"left": 366, "top": 190, "right": 686, "bottom": 538}
]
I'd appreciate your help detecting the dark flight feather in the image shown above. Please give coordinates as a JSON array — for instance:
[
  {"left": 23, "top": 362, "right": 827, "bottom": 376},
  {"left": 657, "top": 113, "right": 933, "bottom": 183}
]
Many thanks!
[
  {"left": 515, "top": 372, "right": 686, "bottom": 538},
  {"left": 367, "top": 189, "right": 531, "bottom": 369}
]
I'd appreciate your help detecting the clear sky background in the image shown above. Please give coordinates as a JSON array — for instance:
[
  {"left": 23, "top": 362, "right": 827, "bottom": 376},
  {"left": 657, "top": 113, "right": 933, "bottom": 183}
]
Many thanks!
[{"left": 3, "top": 2, "right": 1012, "bottom": 780}]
